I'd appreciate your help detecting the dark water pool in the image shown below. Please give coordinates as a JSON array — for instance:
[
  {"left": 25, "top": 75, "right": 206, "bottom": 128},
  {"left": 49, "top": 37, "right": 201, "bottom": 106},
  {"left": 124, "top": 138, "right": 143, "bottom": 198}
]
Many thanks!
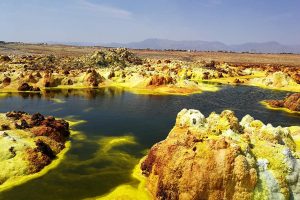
[{"left": 0, "top": 86, "right": 299, "bottom": 200}]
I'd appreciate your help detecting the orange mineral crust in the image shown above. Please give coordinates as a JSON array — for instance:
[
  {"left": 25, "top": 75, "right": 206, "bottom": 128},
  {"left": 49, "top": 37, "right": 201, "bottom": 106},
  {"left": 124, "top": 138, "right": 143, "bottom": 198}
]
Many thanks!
[{"left": 141, "top": 109, "right": 300, "bottom": 200}]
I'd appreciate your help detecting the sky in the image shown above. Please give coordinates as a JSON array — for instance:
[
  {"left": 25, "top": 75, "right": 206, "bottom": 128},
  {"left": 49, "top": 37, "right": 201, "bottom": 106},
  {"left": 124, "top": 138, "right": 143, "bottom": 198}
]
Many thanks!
[{"left": 0, "top": 0, "right": 299, "bottom": 44}]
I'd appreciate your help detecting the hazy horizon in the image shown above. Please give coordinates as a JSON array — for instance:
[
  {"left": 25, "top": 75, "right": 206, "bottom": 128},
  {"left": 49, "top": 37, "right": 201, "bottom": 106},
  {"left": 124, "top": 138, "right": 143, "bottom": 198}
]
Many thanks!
[
  {"left": 2, "top": 38, "right": 300, "bottom": 47},
  {"left": 0, "top": 0, "right": 299, "bottom": 45}
]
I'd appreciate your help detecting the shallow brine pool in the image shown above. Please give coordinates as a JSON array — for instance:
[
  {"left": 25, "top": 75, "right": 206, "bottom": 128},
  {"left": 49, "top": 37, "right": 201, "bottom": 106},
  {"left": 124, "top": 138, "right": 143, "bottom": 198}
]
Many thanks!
[{"left": 0, "top": 85, "right": 299, "bottom": 200}]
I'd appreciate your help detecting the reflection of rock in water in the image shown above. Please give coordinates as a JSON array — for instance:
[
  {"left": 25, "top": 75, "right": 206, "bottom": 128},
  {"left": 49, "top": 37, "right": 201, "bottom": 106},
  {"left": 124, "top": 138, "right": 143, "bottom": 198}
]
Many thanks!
[
  {"left": 141, "top": 109, "right": 300, "bottom": 200},
  {"left": 18, "top": 92, "right": 42, "bottom": 99},
  {"left": 3, "top": 88, "right": 126, "bottom": 101}
]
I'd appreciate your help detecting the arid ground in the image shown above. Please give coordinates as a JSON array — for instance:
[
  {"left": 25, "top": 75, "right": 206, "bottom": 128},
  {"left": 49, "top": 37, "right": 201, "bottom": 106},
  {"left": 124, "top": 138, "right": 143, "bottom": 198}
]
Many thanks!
[{"left": 1, "top": 42, "right": 300, "bottom": 67}]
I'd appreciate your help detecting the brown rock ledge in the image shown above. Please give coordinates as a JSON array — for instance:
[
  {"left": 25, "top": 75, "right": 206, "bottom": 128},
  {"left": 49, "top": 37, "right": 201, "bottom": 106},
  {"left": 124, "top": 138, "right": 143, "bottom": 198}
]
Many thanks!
[{"left": 0, "top": 111, "right": 70, "bottom": 185}]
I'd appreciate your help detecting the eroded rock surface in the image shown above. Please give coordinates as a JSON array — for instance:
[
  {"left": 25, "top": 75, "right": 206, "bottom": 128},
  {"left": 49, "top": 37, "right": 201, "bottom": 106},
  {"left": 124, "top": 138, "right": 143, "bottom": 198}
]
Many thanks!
[
  {"left": 141, "top": 109, "right": 300, "bottom": 200},
  {"left": 250, "top": 71, "right": 299, "bottom": 89},
  {"left": 0, "top": 111, "right": 70, "bottom": 185},
  {"left": 265, "top": 93, "right": 300, "bottom": 112}
]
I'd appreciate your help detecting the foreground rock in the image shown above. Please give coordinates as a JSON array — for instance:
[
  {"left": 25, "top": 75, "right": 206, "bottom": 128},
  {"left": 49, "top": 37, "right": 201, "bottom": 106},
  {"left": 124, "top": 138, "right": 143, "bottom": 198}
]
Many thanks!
[
  {"left": 265, "top": 93, "right": 300, "bottom": 112},
  {"left": 0, "top": 111, "right": 70, "bottom": 185},
  {"left": 141, "top": 109, "right": 300, "bottom": 200}
]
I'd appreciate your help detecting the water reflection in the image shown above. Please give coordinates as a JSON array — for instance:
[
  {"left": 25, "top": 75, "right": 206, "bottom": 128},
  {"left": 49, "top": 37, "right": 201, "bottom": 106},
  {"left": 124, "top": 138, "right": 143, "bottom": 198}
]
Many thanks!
[{"left": 2, "top": 87, "right": 125, "bottom": 100}]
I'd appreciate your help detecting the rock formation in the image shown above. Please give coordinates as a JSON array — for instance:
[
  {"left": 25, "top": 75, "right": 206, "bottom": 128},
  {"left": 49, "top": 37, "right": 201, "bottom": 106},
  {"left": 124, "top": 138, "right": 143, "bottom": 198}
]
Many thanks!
[
  {"left": 148, "top": 75, "right": 175, "bottom": 86},
  {"left": 265, "top": 93, "right": 300, "bottom": 112},
  {"left": 141, "top": 109, "right": 300, "bottom": 200},
  {"left": 17, "top": 83, "right": 40, "bottom": 91},
  {"left": 0, "top": 111, "right": 70, "bottom": 185},
  {"left": 250, "top": 71, "right": 299, "bottom": 90},
  {"left": 83, "top": 69, "right": 104, "bottom": 87},
  {"left": 85, "top": 48, "right": 143, "bottom": 68},
  {"left": 0, "top": 49, "right": 299, "bottom": 94}
]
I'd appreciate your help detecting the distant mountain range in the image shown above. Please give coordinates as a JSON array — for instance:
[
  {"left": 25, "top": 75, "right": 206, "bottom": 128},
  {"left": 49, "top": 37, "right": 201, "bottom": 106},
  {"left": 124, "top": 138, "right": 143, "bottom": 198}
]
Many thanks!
[
  {"left": 105, "top": 39, "right": 300, "bottom": 54},
  {"left": 50, "top": 39, "right": 300, "bottom": 54}
]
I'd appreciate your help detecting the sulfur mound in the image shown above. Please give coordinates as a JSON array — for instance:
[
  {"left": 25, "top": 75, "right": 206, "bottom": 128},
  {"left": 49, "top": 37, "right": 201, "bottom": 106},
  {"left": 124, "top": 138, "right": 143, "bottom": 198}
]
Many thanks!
[
  {"left": 265, "top": 93, "right": 300, "bottom": 112},
  {"left": 0, "top": 111, "right": 70, "bottom": 186},
  {"left": 250, "top": 71, "right": 299, "bottom": 91},
  {"left": 141, "top": 109, "right": 300, "bottom": 200},
  {"left": 85, "top": 48, "right": 143, "bottom": 68}
]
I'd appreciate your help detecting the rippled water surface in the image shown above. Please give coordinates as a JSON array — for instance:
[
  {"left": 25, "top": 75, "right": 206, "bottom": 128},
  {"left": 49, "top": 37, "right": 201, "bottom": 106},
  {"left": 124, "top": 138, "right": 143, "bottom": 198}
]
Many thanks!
[{"left": 0, "top": 86, "right": 299, "bottom": 200}]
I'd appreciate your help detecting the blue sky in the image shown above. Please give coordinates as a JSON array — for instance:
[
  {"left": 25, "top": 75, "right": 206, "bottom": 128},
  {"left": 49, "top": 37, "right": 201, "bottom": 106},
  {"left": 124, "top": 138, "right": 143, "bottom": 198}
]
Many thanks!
[{"left": 0, "top": 0, "right": 299, "bottom": 44}]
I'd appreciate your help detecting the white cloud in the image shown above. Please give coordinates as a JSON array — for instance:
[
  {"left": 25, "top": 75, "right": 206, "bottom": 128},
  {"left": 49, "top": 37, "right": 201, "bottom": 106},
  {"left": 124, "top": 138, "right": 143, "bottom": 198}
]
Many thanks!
[{"left": 78, "top": 0, "right": 132, "bottom": 19}]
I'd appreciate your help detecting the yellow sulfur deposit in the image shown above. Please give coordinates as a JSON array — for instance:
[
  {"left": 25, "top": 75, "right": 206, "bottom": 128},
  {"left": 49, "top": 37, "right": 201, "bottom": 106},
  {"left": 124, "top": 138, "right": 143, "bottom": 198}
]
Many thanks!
[
  {"left": 0, "top": 112, "right": 80, "bottom": 191},
  {"left": 141, "top": 109, "right": 300, "bottom": 200},
  {"left": 90, "top": 162, "right": 151, "bottom": 200},
  {"left": 1, "top": 49, "right": 300, "bottom": 95}
]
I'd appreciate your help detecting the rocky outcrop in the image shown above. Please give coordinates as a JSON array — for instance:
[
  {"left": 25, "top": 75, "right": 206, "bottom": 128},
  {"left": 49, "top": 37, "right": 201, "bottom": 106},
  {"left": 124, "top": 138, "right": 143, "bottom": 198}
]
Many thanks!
[
  {"left": 266, "top": 93, "right": 300, "bottom": 112},
  {"left": 251, "top": 71, "right": 298, "bottom": 89},
  {"left": 42, "top": 71, "right": 61, "bottom": 87},
  {"left": 86, "top": 48, "right": 143, "bottom": 68},
  {"left": 148, "top": 75, "right": 175, "bottom": 86},
  {"left": 17, "top": 83, "right": 40, "bottom": 91},
  {"left": 2, "top": 77, "right": 11, "bottom": 86},
  {"left": 141, "top": 109, "right": 300, "bottom": 200},
  {"left": 0, "top": 50, "right": 299, "bottom": 94},
  {"left": 83, "top": 69, "right": 104, "bottom": 87},
  {"left": 0, "top": 111, "right": 70, "bottom": 184}
]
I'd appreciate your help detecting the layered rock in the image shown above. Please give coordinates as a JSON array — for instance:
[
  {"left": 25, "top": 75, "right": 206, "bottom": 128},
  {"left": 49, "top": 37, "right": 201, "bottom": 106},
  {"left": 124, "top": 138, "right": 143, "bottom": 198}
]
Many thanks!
[
  {"left": 141, "top": 109, "right": 300, "bottom": 200},
  {"left": 0, "top": 111, "right": 70, "bottom": 185},
  {"left": 265, "top": 93, "right": 300, "bottom": 112}
]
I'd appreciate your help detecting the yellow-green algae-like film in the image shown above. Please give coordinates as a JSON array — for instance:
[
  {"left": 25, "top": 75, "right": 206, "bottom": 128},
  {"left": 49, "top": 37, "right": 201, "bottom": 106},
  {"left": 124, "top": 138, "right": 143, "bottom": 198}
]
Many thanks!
[
  {"left": 83, "top": 135, "right": 151, "bottom": 200},
  {"left": 0, "top": 117, "right": 86, "bottom": 192},
  {"left": 91, "top": 162, "right": 151, "bottom": 200}
]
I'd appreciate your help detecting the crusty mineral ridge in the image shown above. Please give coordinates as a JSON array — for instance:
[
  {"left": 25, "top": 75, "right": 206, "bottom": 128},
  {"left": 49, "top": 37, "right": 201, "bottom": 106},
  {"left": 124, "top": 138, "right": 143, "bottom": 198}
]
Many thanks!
[
  {"left": 250, "top": 71, "right": 299, "bottom": 91},
  {"left": 1, "top": 49, "right": 299, "bottom": 94},
  {"left": 0, "top": 111, "right": 70, "bottom": 185},
  {"left": 266, "top": 93, "right": 300, "bottom": 112},
  {"left": 141, "top": 109, "right": 300, "bottom": 200}
]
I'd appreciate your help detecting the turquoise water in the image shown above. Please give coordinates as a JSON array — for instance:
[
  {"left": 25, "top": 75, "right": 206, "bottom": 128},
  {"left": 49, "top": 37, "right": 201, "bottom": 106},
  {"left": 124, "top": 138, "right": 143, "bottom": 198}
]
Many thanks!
[{"left": 0, "top": 86, "right": 299, "bottom": 200}]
